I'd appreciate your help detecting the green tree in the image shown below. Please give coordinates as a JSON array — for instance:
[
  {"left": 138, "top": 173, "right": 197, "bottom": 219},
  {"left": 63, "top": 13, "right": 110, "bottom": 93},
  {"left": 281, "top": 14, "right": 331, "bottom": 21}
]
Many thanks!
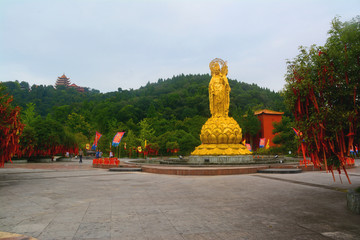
[
  {"left": 146, "top": 103, "right": 158, "bottom": 118},
  {"left": 74, "top": 132, "right": 89, "bottom": 151},
  {"left": 19, "top": 102, "right": 41, "bottom": 158},
  {"left": 139, "top": 118, "right": 155, "bottom": 145},
  {"left": 66, "top": 112, "right": 92, "bottom": 137},
  {"left": 21, "top": 102, "right": 39, "bottom": 126},
  {"left": 183, "top": 116, "right": 207, "bottom": 139},
  {"left": 284, "top": 16, "right": 360, "bottom": 173},
  {"left": 31, "top": 118, "right": 77, "bottom": 156},
  {"left": 49, "top": 105, "right": 72, "bottom": 124},
  {"left": 122, "top": 130, "right": 140, "bottom": 157},
  {"left": 272, "top": 116, "right": 298, "bottom": 155},
  {"left": 166, "top": 141, "right": 179, "bottom": 155},
  {"left": 239, "top": 109, "right": 261, "bottom": 148},
  {"left": 19, "top": 81, "right": 30, "bottom": 90},
  {"left": 123, "top": 130, "right": 140, "bottom": 148},
  {"left": 156, "top": 130, "right": 200, "bottom": 155}
]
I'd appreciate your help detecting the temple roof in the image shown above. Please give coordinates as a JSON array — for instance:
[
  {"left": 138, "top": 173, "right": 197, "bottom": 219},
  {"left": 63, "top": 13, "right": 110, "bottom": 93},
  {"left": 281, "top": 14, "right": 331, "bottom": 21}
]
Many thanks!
[
  {"left": 254, "top": 109, "right": 284, "bottom": 115},
  {"left": 59, "top": 74, "right": 69, "bottom": 79}
]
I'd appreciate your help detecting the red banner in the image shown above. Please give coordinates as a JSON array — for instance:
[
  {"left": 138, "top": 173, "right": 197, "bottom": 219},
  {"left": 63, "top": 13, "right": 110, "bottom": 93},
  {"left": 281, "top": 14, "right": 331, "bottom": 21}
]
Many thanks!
[
  {"left": 92, "top": 132, "right": 102, "bottom": 150},
  {"left": 112, "top": 132, "right": 125, "bottom": 147},
  {"left": 259, "top": 138, "right": 266, "bottom": 148},
  {"left": 246, "top": 144, "right": 252, "bottom": 151}
]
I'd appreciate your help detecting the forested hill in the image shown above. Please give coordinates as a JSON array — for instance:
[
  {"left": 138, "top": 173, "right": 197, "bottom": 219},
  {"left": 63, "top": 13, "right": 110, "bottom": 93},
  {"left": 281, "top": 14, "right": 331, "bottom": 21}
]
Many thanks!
[
  {"left": 2, "top": 74, "right": 286, "bottom": 155},
  {"left": 136, "top": 73, "right": 286, "bottom": 119},
  {"left": 3, "top": 74, "right": 286, "bottom": 122}
]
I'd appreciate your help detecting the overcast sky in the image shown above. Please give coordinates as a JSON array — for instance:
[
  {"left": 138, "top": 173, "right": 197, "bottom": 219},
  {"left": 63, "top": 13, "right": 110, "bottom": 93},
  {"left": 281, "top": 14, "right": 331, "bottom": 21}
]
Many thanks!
[{"left": 1, "top": 0, "right": 359, "bottom": 93}]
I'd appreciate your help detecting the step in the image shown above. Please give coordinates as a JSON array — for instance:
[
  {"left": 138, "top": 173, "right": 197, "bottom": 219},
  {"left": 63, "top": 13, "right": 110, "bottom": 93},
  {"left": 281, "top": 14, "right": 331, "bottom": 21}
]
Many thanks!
[
  {"left": 257, "top": 168, "right": 302, "bottom": 174},
  {"left": 109, "top": 168, "right": 142, "bottom": 172}
]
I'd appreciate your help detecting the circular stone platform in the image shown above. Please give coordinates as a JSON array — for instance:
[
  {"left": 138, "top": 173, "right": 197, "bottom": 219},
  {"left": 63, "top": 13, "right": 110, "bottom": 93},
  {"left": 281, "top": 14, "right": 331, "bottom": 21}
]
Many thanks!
[{"left": 141, "top": 165, "right": 269, "bottom": 175}]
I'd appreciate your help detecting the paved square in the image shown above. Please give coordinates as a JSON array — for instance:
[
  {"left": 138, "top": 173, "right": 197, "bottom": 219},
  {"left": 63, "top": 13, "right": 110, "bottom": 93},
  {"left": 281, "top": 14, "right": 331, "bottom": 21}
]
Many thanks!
[{"left": 1, "top": 160, "right": 359, "bottom": 240}]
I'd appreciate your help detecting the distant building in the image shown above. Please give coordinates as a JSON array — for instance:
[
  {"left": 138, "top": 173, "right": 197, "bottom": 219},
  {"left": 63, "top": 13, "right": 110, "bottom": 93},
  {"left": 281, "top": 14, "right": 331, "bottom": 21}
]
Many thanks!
[
  {"left": 55, "top": 74, "right": 71, "bottom": 87},
  {"left": 69, "top": 83, "right": 85, "bottom": 92},
  {"left": 55, "top": 74, "right": 85, "bottom": 92},
  {"left": 254, "top": 109, "right": 284, "bottom": 148}
]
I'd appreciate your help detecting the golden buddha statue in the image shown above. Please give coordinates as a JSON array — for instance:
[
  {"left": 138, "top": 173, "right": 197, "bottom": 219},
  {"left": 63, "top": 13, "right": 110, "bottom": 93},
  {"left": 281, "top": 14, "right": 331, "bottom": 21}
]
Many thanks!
[
  {"left": 209, "top": 59, "right": 230, "bottom": 118},
  {"left": 191, "top": 58, "right": 250, "bottom": 156}
]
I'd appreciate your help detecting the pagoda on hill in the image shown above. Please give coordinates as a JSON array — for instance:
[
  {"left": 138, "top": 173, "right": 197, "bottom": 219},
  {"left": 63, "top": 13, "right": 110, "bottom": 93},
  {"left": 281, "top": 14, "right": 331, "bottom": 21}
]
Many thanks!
[{"left": 55, "top": 74, "right": 71, "bottom": 87}]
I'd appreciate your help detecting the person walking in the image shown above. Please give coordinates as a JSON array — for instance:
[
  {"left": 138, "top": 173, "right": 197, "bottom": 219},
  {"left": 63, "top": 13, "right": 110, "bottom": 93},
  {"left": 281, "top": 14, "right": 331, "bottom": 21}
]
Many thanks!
[{"left": 79, "top": 149, "right": 83, "bottom": 163}]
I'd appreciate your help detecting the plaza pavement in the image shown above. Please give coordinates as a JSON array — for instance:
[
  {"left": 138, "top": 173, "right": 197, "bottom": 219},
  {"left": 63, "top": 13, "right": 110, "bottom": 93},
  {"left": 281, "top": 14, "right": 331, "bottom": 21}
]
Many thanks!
[{"left": 0, "top": 159, "right": 359, "bottom": 240}]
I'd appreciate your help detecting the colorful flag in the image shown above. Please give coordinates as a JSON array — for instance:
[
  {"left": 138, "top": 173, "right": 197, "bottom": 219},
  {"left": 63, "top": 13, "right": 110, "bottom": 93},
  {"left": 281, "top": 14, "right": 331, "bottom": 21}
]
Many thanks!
[
  {"left": 137, "top": 146, "right": 142, "bottom": 153},
  {"left": 91, "top": 132, "right": 102, "bottom": 150},
  {"left": 259, "top": 138, "right": 266, "bottom": 148},
  {"left": 112, "top": 132, "right": 125, "bottom": 147},
  {"left": 292, "top": 127, "right": 300, "bottom": 136},
  {"left": 350, "top": 145, "right": 354, "bottom": 155},
  {"left": 292, "top": 127, "right": 304, "bottom": 141},
  {"left": 245, "top": 143, "right": 252, "bottom": 152},
  {"left": 85, "top": 143, "right": 90, "bottom": 150},
  {"left": 265, "top": 139, "right": 270, "bottom": 149}
]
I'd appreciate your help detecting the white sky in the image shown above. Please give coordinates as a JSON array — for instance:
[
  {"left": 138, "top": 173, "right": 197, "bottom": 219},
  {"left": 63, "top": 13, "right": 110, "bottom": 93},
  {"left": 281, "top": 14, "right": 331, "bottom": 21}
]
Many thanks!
[{"left": 1, "top": 0, "right": 359, "bottom": 93}]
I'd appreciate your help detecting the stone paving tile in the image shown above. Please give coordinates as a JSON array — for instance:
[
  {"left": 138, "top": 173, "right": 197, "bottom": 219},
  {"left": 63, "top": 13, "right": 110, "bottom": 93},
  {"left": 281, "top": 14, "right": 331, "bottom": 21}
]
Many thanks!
[
  {"left": 82, "top": 212, "right": 111, "bottom": 223},
  {"left": 110, "top": 232, "right": 148, "bottom": 240},
  {"left": 213, "top": 231, "right": 253, "bottom": 240},
  {"left": 54, "top": 211, "right": 88, "bottom": 223},
  {"left": 110, "top": 220, "right": 143, "bottom": 234},
  {"left": 41, "top": 221, "right": 80, "bottom": 233},
  {"left": 288, "top": 235, "right": 330, "bottom": 240},
  {"left": 145, "top": 233, "right": 185, "bottom": 240},
  {"left": 140, "top": 216, "right": 178, "bottom": 235},
  {"left": 182, "top": 232, "right": 222, "bottom": 240},
  {"left": 37, "top": 230, "right": 76, "bottom": 240},
  {"left": 73, "top": 222, "right": 111, "bottom": 239},
  {"left": 8, "top": 213, "right": 54, "bottom": 237}
]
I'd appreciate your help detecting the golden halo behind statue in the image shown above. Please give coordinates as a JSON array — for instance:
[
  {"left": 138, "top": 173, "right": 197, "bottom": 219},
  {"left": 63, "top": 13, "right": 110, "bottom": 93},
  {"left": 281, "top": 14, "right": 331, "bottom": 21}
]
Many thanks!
[{"left": 209, "top": 58, "right": 227, "bottom": 75}]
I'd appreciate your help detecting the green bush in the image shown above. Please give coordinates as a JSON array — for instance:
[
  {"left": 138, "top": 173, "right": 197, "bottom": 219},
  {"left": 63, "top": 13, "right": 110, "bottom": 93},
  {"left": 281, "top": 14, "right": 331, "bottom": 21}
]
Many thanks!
[{"left": 254, "top": 146, "right": 283, "bottom": 155}]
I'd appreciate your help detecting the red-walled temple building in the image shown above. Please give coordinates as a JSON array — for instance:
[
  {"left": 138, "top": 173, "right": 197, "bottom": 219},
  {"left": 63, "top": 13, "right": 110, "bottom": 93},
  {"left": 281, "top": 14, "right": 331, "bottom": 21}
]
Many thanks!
[{"left": 254, "top": 109, "right": 284, "bottom": 148}]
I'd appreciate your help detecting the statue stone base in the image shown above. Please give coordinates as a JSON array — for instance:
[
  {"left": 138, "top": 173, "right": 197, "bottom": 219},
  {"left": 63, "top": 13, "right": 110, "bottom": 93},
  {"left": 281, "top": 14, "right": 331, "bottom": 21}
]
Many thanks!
[{"left": 191, "top": 116, "right": 251, "bottom": 156}]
